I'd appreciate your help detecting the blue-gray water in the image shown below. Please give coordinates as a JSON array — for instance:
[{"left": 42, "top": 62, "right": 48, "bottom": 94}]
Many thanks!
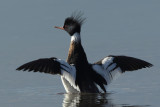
[{"left": 0, "top": 0, "right": 159, "bottom": 107}]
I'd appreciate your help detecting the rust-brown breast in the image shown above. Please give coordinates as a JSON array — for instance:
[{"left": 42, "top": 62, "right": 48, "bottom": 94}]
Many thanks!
[{"left": 67, "top": 41, "right": 75, "bottom": 63}]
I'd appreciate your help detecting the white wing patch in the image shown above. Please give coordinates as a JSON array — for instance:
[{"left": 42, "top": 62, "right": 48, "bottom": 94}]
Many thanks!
[
  {"left": 102, "top": 57, "right": 114, "bottom": 68},
  {"left": 56, "top": 59, "right": 80, "bottom": 93},
  {"left": 92, "top": 56, "right": 122, "bottom": 85}
]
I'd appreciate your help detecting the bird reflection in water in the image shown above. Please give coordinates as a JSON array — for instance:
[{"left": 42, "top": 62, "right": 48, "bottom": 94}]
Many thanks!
[
  {"left": 62, "top": 93, "right": 110, "bottom": 107},
  {"left": 62, "top": 93, "right": 150, "bottom": 107}
]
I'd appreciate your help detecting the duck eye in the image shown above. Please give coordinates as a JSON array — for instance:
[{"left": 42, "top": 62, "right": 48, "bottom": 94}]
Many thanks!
[{"left": 64, "top": 25, "right": 68, "bottom": 29}]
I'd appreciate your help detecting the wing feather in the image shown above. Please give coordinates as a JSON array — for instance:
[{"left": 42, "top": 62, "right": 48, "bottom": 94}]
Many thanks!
[
  {"left": 109, "top": 55, "right": 153, "bottom": 72},
  {"left": 94, "top": 55, "right": 153, "bottom": 72},
  {"left": 16, "top": 57, "right": 72, "bottom": 75},
  {"left": 92, "top": 55, "right": 153, "bottom": 86}
]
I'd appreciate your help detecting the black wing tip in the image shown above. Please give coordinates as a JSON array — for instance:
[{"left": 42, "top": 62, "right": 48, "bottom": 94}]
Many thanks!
[
  {"left": 110, "top": 55, "right": 153, "bottom": 72},
  {"left": 15, "top": 57, "right": 61, "bottom": 75},
  {"left": 144, "top": 62, "right": 153, "bottom": 68},
  {"left": 16, "top": 65, "right": 29, "bottom": 71},
  {"left": 135, "top": 58, "right": 153, "bottom": 69},
  {"left": 125, "top": 61, "right": 153, "bottom": 72},
  {"left": 16, "top": 66, "right": 24, "bottom": 71},
  {"left": 16, "top": 67, "right": 19, "bottom": 70}
]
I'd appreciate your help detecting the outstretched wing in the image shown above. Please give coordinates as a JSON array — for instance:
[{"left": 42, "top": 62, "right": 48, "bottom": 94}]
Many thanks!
[
  {"left": 92, "top": 55, "right": 153, "bottom": 84},
  {"left": 16, "top": 57, "right": 80, "bottom": 92},
  {"left": 16, "top": 57, "right": 74, "bottom": 75}
]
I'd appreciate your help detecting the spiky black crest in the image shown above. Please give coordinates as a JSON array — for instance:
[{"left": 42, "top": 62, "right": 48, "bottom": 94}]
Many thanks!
[
  {"left": 70, "top": 11, "right": 86, "bottom": 26},
  {"left": 63, "top": 12, "right": 86, "bottom": 36}
]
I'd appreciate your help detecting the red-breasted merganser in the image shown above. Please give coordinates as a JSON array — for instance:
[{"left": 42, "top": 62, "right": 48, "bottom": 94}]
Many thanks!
[{"left": 16, "top": 13, "right": 153, "bottom": 93}]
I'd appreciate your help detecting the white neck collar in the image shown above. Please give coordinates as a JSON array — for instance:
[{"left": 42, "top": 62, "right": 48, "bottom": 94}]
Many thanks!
[{"left": 71, "top": 33, "right": 81, "bottom": 43}]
